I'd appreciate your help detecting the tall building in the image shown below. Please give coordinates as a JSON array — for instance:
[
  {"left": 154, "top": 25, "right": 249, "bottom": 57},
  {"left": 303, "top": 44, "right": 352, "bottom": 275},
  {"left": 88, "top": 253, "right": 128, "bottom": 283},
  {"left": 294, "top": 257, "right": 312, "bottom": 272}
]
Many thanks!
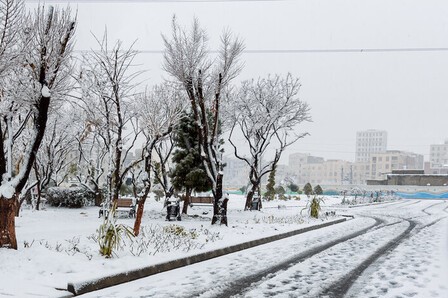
[
  {"left": 355, "top": 129, "right": 388, "bottom": 163},
  {"left": 427, "top": 140, "right": 448, "bottom": 174},
  {"left": 429, "top": 140, "right": 448, "bottom": 168}
]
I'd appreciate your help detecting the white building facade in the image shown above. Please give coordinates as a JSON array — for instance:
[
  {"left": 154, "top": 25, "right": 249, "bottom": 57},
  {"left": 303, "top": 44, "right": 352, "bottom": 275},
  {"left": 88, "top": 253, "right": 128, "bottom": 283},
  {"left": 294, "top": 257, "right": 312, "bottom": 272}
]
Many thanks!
[
  {"left": 368, "top": 150, "right": 424, "bottom": 180},
  {"left": 355, "top": 129, "right": 388, "bottom": 163}
]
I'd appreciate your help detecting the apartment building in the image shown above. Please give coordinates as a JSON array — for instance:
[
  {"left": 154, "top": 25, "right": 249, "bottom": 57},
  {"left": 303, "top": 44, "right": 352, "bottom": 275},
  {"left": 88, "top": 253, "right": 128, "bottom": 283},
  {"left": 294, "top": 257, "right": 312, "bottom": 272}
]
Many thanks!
[
  {"left": 288, "top": 153, "right": 324, "bottom": 185},
  {"left": 368, "top": 150, "right": 424, "bottom": 180},
  {"left": 429, "top": 140, "right": 448, "bottom": 168},
  {"left": 355, "top": 129, "right": 387, "bottom": 163},
  {"left": 297, "top": 159, "right": 352, "bottom": 185},
  {"left": 351, "top": 162, "right": 370, "bottom": 185}
]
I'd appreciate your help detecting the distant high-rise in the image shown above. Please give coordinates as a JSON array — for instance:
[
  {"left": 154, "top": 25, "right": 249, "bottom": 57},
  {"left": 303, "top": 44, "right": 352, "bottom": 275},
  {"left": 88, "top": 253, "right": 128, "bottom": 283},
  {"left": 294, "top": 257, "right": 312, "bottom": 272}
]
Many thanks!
[
  {"left": 429, "top": 139, "right": 448, "bottom": 168},
  {"left": 355, "top": 129, "right": 387, "bottom": 163}
]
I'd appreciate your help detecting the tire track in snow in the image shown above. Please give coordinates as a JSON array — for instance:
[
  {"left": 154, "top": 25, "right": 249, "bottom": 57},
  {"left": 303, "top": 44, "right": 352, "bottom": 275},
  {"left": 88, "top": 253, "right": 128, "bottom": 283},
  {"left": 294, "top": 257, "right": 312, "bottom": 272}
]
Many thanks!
[
  {"left": 374, "top": 199, "right": 421, "bottom": 209},
  {"left": 421, "top": 201, "right": 446, "bottom": 215},
  {"left": 322, "top": 202, "right": 447, "bottom": 298},
  {"left": 193, "top": 216, "right": 385, "bottom": 298},
  {"left": 344, "top": 215, "right": 448, "bottom": 298},
  {"left": 320, "top": 218, "right": 417, "bottom": 298}
]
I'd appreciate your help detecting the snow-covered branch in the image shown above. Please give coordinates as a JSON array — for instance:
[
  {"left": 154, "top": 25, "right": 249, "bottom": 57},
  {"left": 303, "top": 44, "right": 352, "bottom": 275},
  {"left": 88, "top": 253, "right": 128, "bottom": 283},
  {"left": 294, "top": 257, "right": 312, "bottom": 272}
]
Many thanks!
[
  {"left": 228, "top": 73, "right": 311, "bottom": 209},
  {"left": 162, "top": 16, "right": 244, "bottom": 225}
]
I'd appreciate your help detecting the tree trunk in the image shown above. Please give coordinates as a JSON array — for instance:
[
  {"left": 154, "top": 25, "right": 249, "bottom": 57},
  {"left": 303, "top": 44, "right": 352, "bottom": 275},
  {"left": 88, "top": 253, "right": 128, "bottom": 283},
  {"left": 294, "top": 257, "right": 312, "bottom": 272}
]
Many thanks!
[
  {"left": 182, "top": 187, "right": 191, "bottom": 214},
  {"left": 0, "top": 196, "right": 18, "bottom": 249},
  {"left": 16, "top": 193, "right": 28, "bottom": 217},
  {"left": 212, "top": 173, "right": 226, "bottom": 225},
  {"left": 221, "top": 196, "right": 228, "bottom": 226},
  {"left": 133, "top": 191, "right": 150, "bottom": 236},
  {"left": 133, "top": 199, "right": 144, "bottom": 236},
  {"left": 35, "top": 183, "right": 42, "bottom": 211},
  {"left": 16, "top": 198, "right": 23, "bottom": 217},
  {"left": 94, "top": 188, "right": 103, "bottom": 207},
  {"left": 245, "top": 183, "right": 259, "bottom": 210}
]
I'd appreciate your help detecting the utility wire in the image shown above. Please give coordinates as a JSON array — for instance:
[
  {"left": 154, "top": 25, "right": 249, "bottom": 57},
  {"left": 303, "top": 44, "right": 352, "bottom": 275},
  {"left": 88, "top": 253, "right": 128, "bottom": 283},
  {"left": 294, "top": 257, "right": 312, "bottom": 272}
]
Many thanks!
[
  {"left": 74, "top": 47, "right": 448, "bottom": 54},
  {"left": 26, "top": 0, "right": 288, "bottom": 2}
]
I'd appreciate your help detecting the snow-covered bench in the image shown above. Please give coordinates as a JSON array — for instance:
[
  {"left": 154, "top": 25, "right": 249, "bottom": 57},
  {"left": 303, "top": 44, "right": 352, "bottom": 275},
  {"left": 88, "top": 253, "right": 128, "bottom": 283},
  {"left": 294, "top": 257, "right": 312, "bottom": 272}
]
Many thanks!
[
  {"left": 99, "top": 198, "right": 137, "bottom": 218},
  {"left": 189, "top": 196, "right": 214, "bottom": 207}
]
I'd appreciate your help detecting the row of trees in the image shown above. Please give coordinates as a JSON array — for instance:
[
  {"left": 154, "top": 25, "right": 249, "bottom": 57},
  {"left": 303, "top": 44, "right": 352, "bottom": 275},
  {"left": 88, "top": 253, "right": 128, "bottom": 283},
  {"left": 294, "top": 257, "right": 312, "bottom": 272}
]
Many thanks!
[
  {"left": 0, "top": 2, "right": 76, "bottom": 249},
  {"left": 0, "top": 2, "right": 311, "bottom": 249}
]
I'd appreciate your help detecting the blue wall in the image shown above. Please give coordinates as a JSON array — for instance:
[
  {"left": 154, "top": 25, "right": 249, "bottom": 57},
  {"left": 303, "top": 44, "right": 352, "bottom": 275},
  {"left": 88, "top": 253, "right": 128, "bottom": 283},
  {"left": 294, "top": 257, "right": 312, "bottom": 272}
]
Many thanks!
[{"left": 395, "top": 192, "right": 448, "bottom": 199}]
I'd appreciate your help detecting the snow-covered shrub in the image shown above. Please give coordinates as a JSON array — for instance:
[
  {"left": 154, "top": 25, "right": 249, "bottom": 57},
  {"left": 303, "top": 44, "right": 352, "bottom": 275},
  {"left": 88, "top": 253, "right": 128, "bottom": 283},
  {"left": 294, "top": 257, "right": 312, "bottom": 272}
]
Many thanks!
[
  {"left": 259, "top": 214, "right": 305, "bottom": 225},
  {"left": 341, "top": 196, "right": 353, "bottom": 205},
  {"left": 22, "top": 237, "right": 94, "bottom": 260},
  {"left": 127, "top": 224, "right": 222, "bottom": 256},
  {"left": 163, "top": 224, "right": 198, "bottom": 239},
  {"left": 46, "top": 187, "right": 95, "bottom": 208}
]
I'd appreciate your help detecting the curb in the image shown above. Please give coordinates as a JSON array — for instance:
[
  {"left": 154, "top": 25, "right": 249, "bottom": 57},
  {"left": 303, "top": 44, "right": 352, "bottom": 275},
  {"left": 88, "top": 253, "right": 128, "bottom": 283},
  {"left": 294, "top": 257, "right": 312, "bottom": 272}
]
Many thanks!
[
  {"left": 340, "top": 214, "right": 355, "bottom": 219},
  {"left": 67, "top": 217, "right": 348, "bottom": 296},
  {"left": 347, "top": 200, "right": 401, "bottom": 208}
]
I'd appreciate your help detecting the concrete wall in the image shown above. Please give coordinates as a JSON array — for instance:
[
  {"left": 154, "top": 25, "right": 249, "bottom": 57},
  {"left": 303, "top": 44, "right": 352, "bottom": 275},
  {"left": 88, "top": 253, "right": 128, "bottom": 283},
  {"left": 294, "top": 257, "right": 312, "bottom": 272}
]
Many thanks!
[{"left": 386, "top": 175, "right": 448, "bottom": 186}]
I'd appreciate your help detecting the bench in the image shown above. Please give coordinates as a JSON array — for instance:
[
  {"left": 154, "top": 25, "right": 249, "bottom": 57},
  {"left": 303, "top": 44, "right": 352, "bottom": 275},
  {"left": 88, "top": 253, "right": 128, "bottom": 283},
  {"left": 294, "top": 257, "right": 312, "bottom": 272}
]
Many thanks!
[
  {"left": 99, "top": 198, "right": 137, "bottom": 218},
  {"left": 189, "top": 196, "right": 214, "bottom": 207}
]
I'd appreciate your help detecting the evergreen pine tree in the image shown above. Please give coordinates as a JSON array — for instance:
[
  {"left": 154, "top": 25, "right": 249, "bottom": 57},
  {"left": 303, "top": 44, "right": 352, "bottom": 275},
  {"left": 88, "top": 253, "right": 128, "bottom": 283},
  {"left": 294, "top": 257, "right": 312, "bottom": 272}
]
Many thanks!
[
  {"left": 314, "top": 184, "right": 323, "bottom": 195},
  {"left": 288, "top": 183, "right": 299, "bottom": 193},
  {"left": 303, "top": 182, "right": 313, "bottom": 197},
  {"left": 170, "top": 112, "right": 212, "bottom": 214}
]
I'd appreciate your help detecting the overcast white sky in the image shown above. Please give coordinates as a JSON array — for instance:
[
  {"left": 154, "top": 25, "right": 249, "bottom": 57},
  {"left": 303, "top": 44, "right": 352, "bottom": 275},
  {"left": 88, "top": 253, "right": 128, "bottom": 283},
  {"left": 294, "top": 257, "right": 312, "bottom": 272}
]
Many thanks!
[{"left": 27, "top": 0, "right": 448, "bottom": 163}]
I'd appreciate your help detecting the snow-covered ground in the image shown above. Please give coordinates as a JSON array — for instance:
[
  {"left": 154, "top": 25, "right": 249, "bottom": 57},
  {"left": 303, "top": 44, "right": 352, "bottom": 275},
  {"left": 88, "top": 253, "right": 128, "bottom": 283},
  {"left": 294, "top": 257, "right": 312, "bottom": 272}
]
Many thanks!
[
  {"left": 2, "top": 195, "right": 446, "bottom": 298},
  {"left": 0, "top": 194, "right": 347, "bottom": 297},
  {"left": 80, "top": 198, "right": 447, "bottom": 298}
]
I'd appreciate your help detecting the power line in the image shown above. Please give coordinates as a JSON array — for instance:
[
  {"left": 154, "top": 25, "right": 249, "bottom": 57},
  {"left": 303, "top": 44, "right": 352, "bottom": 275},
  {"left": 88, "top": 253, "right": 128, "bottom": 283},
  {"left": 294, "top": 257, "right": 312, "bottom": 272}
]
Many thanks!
[
  {"left": 239, "top": 47, "right": 448, "bottom": 54},
  {"left": 74, "top": 47, "right": 448, "bottom": 54},
  {"left": 26, "top": 0, "right": 288, "bottom": 2}
]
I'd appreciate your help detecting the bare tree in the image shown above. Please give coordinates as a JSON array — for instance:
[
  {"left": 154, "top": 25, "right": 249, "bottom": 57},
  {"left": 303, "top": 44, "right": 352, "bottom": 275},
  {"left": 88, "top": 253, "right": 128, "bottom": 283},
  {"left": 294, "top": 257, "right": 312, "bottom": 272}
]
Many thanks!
[
  {"left": 32, "top": 108, "right": 78, "bottom": 210},
  {"left": 0, "top": 0, "right": 24, "bottom": 77},
  {"left": 78, "top": 33, "right": 142, "bottom": 210},
  {"left": 162, "top": 16, "right": 244, "bottom": 225},
  {"left": 71, "top": 109, "right": 109, "bottom": 207},
  {"left": 0, "top": 4, "right": 76, "bottom": 249},
  {"left": 133, "top": 82, "right": 184, "bottom": 236},
  {"left": 0, "top": 0, "right": 26, "bottom": 191},
  {"left": 152, "top": 136, "right": 175, "bottom": 199},
  {"left": 227, "top": 74, "right": 311, "bottom": 210}
]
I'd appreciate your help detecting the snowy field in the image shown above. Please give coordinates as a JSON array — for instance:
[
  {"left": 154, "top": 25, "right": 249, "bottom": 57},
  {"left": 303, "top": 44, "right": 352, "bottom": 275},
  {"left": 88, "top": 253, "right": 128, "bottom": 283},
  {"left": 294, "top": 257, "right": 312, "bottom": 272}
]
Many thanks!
[{"left": 2, "top": 195, "right": 447, "bottom": 298}]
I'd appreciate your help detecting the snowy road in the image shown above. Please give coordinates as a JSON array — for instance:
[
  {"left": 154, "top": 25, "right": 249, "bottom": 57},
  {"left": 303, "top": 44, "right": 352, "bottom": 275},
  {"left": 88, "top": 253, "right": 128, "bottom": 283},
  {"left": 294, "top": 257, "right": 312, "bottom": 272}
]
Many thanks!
[{"left": 81, "top": 200, "right": 448, "bottom": 298}]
